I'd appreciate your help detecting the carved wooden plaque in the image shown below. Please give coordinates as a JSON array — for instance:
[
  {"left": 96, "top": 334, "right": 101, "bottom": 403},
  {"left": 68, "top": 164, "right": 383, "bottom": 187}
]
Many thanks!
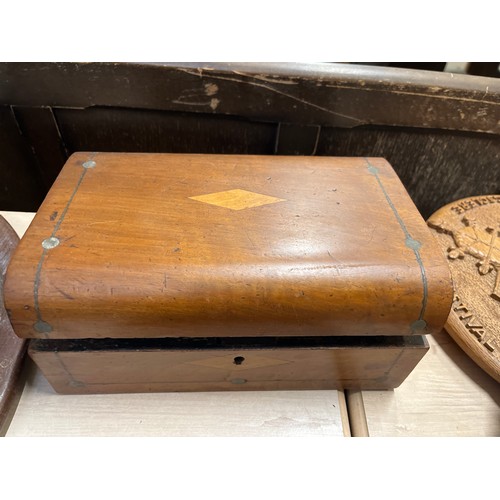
[
  {"left": 428, "top": 195, "right": 500, "bottom": 382},
  {"left": 0, "top": 215, "right": 26, "bottom": 429}
]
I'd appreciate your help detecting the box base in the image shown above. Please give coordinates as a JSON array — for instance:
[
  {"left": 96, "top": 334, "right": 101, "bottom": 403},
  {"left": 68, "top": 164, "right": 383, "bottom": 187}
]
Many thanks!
[{"left": 28, "top": 336, "right": 429, "bottom": 394}]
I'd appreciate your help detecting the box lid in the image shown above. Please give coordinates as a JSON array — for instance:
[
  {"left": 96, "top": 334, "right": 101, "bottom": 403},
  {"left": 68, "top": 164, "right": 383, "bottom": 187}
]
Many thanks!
[{"left": 4, "top": 153, "right": 452, "bottom": 339}]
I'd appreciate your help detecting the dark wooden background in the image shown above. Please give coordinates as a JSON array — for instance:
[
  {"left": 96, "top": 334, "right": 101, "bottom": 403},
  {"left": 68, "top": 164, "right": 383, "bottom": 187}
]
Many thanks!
[{"left": 1, "top": 62, "right": 499, "bottom": 219}]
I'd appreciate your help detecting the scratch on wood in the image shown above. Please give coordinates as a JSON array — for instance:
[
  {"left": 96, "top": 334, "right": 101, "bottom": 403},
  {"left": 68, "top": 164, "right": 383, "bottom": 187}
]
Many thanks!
[
  {"left": 322, "top": 82, "right": 500, "bottom": 106},
  {"left": 54, "top": 286, "right": 74, "bottom": 300},
  {"left": 311, "top": 126, "right": 321, "bottom": 155},
  {"left": 273, "top": 122, "right": 281, "bottom": 154},
  {"left": 49, "top": 106, "right": 70, "bottom": 157},
  {"left": 86, "top": 220, "right": 119, "bottom": 227},
  {"left": 232, "top": 70, "right": 300, "bottom": 85},
  {"left": 178, "top": 67, "right": 500, "bottom": 108},
  {"left": 176, "top": 68, "right": 364, "bottom": 124},
  {"left": 288, "top": 265, "right": 342, "bottom": 272},
  {"left": 171, "top": 99, "right": 219, "bottom": 110},
  {"left": 244, "top": 230, "right": 256, "bottom": 250}
]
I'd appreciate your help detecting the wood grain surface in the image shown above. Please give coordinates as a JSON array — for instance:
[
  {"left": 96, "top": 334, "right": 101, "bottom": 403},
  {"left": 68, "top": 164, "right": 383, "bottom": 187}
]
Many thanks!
[
  {"left": 428, "top": 195, "right": 500, "bottom": 382},
  {"left": 5, "top": 153, "right": 452, "bottom": 340},
  {"left": 2, "top": 212, "right": 347, "bottom": 436},
  {"left": 0, "top": 215, "right": 26, "bottom": 432}
]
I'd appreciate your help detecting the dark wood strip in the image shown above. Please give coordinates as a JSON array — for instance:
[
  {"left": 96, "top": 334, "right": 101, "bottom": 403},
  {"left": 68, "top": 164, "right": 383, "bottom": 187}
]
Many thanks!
[
  {"left": 0, "top": 106, "right": 45, "bottom": 211},
  {"left": 0, "top": 63, "right": 498, "bottom": 134},
  {"left": 274, "top": 123, "right": 321, "bottom": 155},
  {"left": 54, "top": 107, "right": 277, "bottom": 155},
  {"left": 30, "top": 334, "right": 428, "bottom": 352},
  {"left": 12, "top": 106, "right": 68, "bottom": 189}
]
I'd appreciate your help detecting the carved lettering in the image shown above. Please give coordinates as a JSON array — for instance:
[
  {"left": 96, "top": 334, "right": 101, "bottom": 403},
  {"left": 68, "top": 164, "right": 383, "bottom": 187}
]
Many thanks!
[
  {"left": 450, "top": 195, "right": 500, "bottom": 214},
  {"left": 453, "top": 303, "right": 469, "bottom": 313},
  {"left": 484, "top": 341, "right": 495, "bottom": 352},
  {"left": 466, "top": 324, "right": 485, "bottom": 340},
  {"left": 451, "top": 296, "right": 496, "bottom": 352}
]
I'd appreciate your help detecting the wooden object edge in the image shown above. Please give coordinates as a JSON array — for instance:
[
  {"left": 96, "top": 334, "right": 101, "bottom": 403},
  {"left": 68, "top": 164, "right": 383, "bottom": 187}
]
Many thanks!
[{"left": 345, "top": 389, "right": 370, "bottom": 437}]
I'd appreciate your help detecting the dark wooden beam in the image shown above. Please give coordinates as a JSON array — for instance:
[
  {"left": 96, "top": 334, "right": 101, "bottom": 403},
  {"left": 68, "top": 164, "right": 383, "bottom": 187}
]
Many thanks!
[
  {"left": 0, "top": 106, "right": 45, "bottom": 211},
  {"left": 12, "top": 106, "right": 68, "bottom": 189},
  {"left": 54, "top": 107, "right": 277, "bottom": 155},
  {"left": 0, "top": 62, "right": 499, "bottom": 134}
]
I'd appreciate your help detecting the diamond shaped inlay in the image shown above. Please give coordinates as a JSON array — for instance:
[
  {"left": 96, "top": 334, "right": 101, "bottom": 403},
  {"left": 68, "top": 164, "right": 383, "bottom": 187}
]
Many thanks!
[
  {"left": 187, "top": 354, "right": 291, "bottom": 371},
  {"left": 189, "top": 189, "right": 285, "bottom": 211}
]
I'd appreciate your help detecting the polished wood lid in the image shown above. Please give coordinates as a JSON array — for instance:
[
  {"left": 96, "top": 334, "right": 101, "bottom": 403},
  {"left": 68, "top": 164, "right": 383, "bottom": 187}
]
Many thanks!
[
  {"left": 5, "top": 153, "right": 452, "bottom": 339},
  {"left": 428, "top": 195, "right": 500, "bottom": 382}
]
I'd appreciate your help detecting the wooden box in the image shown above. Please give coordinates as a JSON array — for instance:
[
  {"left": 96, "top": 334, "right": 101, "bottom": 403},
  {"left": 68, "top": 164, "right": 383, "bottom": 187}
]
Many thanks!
[{"left": 4, "top": 153, "right": 452, "bottom": 393}]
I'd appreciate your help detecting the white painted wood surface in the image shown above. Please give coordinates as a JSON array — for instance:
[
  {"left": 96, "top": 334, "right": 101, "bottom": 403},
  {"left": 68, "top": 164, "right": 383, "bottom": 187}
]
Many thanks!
[
  {"left": 362, "top": 328, "right": 500, "bottom": 436},
  {"left": 2, "top": 211, "right": 345, "bottom": 437},
  {"left": 7, "top": 359, "right": 343, "bottom": 436}
]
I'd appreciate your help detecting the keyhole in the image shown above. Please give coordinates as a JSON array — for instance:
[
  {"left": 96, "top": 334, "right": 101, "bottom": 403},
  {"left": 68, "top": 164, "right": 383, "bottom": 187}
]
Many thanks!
[{"left": 233, "top": 356, "right": 245, "bottom": 365}]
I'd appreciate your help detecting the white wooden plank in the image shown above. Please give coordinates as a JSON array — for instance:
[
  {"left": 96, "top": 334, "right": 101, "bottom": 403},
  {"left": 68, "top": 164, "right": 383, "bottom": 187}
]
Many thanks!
[
  {"left": 362, "top": 329, "right": 500, "bottom": 436},
  {"left": 7, "top": 359, "right": 342, "bottom": 436}
]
